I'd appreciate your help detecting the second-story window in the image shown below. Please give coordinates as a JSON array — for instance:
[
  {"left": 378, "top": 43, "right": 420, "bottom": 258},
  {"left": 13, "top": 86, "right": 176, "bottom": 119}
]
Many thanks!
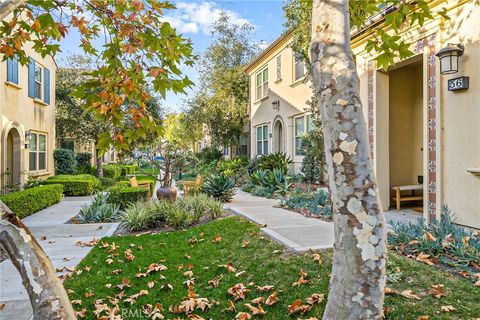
[
  {"left": 255, "top": 67, "right": 268, "bottom": 101},
  {"left": 276, "top": 55, "right": 281, "bottom": 81},
  {"left": 34, "top": 64, "right": 42, "bottom": 99},
  {"left": 294, "top": 52, "right": 305, "bottom": 82}
]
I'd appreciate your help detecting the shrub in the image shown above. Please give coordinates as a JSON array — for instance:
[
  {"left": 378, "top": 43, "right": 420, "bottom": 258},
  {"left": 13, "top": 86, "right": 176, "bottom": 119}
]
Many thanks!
[
  {"left": 196, "top": 146, "right": 223, "bottom": 164},
  {"left": 258, "top": 152, "right": 292, "bottom": 174},
  {"left": 202, "top": 174, "right": 236, "bottom": 202},
  {"left": 99, "top": 177, "right": 116, "bottom": 189},
  {"left": 76, "top": 152, "right": 92, "bottom": 168},
  {"left": 161, "top": 200, "right": 192, "bottom": 229},
  {"left": 119, "top": 164, "right": 137, "bottom": 176},
  {"left": 108, "top": 182, "right": 149, "bottom": 208},
  {"left": 280, "top": 187, "right": 332, "bottom": 217},
  {"left": 120, "top": 201, "right": 161, "bottom": 231},
  {"left": 77, "top": 193, "right": 121, "bottom": 223},
  {"left": 0, "top": 184, "right": 63, "bottom": 218},
  {"left": 388, "top": 207, "right": 480, "bottom": 278},
  {"left": 242, "top": 169, "right": 291, "bottom": 198},
  {"left": 53, "top": 149, "right": 76, "bottom": 175},
  {"left": 103, "top": 164, "right": 122, "bottom": 179},
  {"left": 45, "top": 174, "right": 101, "bottom": 196},
  {"left": 299, "top": 130, "right": 326, "bottom": 184}
]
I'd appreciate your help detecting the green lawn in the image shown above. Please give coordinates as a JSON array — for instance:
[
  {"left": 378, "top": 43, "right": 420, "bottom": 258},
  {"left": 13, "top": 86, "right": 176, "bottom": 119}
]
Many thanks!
[{"left": 65, "top": 217, "right": 479, "bottom": 319}]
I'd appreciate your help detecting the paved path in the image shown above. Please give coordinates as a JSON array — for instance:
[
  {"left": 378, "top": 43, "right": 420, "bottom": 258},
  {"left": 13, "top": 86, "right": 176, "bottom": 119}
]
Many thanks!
[
  {"left": 226, "top": 190, "right": 335, "bottom": 252},
  {"left": 0, "top": 196, "right": 119, "bottom": 320}
]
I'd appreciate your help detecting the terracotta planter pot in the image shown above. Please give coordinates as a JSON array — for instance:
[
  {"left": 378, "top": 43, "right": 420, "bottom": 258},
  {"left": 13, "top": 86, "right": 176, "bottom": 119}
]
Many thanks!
[{"left": 156, "top": 185, "right": 177, "bottom": 201}]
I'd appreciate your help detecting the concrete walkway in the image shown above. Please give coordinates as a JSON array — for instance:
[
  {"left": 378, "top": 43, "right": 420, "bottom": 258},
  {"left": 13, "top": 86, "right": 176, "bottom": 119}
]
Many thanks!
[
  {"left": 226, "top": 190, "right": 334, "bottom": 252},
  {"left": 0, "top": 196, "right": 119, "bottom": 320}
]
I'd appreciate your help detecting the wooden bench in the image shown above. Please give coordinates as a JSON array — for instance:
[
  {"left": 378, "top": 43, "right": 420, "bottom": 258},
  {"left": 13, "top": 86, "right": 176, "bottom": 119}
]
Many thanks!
[
  {"left": 129, "top": 176, "right": 151, "bottom": 196},
  {"left": 183, "top": 175, "right": 203, "bottom": 196},
  {"left": 391, "top": 184, "right": 423, "bottom": 211}
]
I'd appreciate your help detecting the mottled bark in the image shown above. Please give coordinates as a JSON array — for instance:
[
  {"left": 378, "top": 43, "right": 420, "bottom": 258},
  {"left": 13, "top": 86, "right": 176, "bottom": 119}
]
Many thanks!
[
  {"left": 0, "top": 201, "right": 76, "bottom": 320},
  {"left": 96, "top": 148, "right": 103, "bottom": 178},
  {"left": 0, "top": 0, "right": 25, "bottom": 20},
  {"left": 310, "top": 0, "right": 387, "bottom": 319}
]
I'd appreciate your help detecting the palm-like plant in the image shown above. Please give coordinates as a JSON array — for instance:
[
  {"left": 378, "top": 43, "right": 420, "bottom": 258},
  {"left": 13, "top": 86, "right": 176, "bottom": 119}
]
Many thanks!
[{"left": 202, "top": 174, "right": 236, "bottom": 202}]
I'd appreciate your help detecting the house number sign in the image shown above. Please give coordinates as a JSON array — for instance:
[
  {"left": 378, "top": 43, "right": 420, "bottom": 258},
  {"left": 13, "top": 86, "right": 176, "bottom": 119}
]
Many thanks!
[{"left": 448, "top": 76, "right": 469, "bottom": 91}]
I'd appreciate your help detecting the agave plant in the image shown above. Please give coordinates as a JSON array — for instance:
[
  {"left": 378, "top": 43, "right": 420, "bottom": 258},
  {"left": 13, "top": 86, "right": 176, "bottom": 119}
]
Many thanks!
[
  {"left": 202, "top": 174, "right": 236, "bottom": 202},
  {"left": 258, "top": 152, "right": 292, "bottom": 174},
  {"left": 77, "top": 193, "right": 121, "bottom": 223}
]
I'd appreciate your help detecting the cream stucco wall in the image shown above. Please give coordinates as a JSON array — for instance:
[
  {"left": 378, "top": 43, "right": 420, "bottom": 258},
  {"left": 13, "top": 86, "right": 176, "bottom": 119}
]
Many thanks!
[
  {"left": 246, "top": 35, "right": 313, "bottom": 173},
  {"left": 0, "top": 39, "right": 56, "bottom": 188}
]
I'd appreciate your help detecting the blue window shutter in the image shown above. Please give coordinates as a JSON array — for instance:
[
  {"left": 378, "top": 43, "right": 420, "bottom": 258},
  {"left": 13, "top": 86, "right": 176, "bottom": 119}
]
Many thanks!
[
  {"left": 44, "top": 67, "right": 50, "bottom": 104},
  {"left": 12, "top": 56, "right": 18, "bottom": 84},
  {"left": 7, "top": 57, "right": 13, "bottom": 82},
  {"left": 28, "top": 57, "right": 35, "bottom": 98}
]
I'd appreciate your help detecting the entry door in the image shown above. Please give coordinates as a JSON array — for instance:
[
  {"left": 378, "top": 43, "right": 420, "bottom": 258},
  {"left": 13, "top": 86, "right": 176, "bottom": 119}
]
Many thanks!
[{"left": 376, "top": 71, "right": 390, "bottom": 210}]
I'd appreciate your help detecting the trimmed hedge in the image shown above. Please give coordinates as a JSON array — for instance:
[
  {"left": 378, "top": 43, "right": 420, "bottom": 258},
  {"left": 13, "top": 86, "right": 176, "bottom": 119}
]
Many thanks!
[
  {"left": 108, "top": 182, "right": 149, "bottom": 208},
  {"left": 54, "top": 149, "right": 76, "bottom": 175},
  {"left": 45, "top": 174, "right": 100, "bottom": 196},
  {"left": 0, "top": 184, "right": 64, "bottom": 218},
  {"left": 119, "top": 164, "right": 137, "bottom": 176},
  {"left": 103, "top": 164, "right": 122, "bottom": 179}
]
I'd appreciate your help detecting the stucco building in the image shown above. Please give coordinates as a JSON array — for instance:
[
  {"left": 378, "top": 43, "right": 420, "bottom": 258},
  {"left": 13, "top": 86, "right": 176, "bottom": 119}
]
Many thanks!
[
  {"left": 245, "top": 0, "right": 479, "bottom": 229},
  {"left": 1, "top": 41, "right": 56, "bottom": 191}
]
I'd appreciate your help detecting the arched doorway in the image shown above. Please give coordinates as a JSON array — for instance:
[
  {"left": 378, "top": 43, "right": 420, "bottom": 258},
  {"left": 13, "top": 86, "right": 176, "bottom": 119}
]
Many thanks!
[
  {"left": 6, "top": 128, "right": 21, "bottom": 187},
  {"left": 273, "top": 119, "right": 284, "bottom": 153}
]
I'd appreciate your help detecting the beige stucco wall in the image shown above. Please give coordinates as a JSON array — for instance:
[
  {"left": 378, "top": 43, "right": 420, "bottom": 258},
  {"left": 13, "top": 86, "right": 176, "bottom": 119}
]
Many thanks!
[
  {"left": 0, "top": 39, "right": 56, "bottom": 188},
  {"left": 246, "top": 35, "right": 313, "bottom": 173}
]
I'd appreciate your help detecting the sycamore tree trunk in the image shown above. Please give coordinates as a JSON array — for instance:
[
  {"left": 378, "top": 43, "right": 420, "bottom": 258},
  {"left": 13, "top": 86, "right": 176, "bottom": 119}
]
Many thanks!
[
  {"left": 0, "top": 201, "right": 76, "bottom": 319},
  {"left": 310, "top": 0, "right": 387, "bottom": 319},
  {"left": 95, "top": 148, "right": 103, "bottom": 178}
]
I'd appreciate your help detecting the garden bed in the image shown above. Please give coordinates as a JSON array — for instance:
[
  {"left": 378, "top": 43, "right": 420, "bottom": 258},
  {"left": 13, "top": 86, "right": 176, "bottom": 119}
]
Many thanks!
[{"left": 63, "top": 216, "right": 479, "bottom": 319}]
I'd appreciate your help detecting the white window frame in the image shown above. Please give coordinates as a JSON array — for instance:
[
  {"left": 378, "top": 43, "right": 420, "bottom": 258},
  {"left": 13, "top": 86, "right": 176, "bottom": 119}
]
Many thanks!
[
  {"left": 255, "top": 67, "right": 268, "bottom": 101},
  {"left": 294, "top": 114, "right": 314, "bottom": 156},
  {"left": 293, "top": 52, "right": 305, "bottom": 82},
  {"left": 256, "top": 124, "right": 269, "bottom": 155},
  {"left": 29, "top": 132, "right": 47, "bottom": 172}
]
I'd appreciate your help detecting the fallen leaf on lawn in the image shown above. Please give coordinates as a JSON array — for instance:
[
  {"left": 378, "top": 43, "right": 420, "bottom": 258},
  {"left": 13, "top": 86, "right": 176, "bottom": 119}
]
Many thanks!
[
  {"left": 185, "top": 254, "right": 191, "bottom": 259},
  {"left": 189, "top": 237, "right": 198, "bottom": 244},
  {"left": 147, "top": 281, "right": 157, "bottom": 288},
  {"left": 235, "top": 271, "right": 246, "bottom": 278},
  {"left": 255, "top": 285, "right": 274, "bottom": 292},
  {"left": 408, "top": 240, "right": 420, "bottom": 245},
  {"left": 116, "top": 278, "right": 131, "bottom": 290},
  {"left": 429, "top": 284, "right": 445, "bottom": 298},
  {"left": 458, "top": 270, "right": 470, "bottom": 278},
  {"left": 228, "top": 283, "right": 251, "bottom": 301},
  {"left": 416, "top": 252, "right": 434, "bottom": 266},
  {"left": 241, "top": 241, "right": 250, "bottom": 248},
  {"left": 161, "top": 283, "right": 173, "bottom": 290},
  {"left": 244, "top": 303, "right": 266, "bottom": 315},
  {"left": 251, "top": 297, "right": 264, "bottom": 304},
  {"left": 212, "top": 235, "right": 222, "bottom": 243},
  {"left": 184, "top": 279, "right": 195, "bottom": 287},
  {"left": 384, "top": 287, "right": 395, "bottom": 294},
  {"left": 67, "top": 289, "right": 74, "bottom": 294},
  {"left": 124, "top": 249, "right": 135, "bottom": 261},
  {"left": 400, "top": 289, "right": 422, "bottom": 300},
  {"left": 76, "top": 238, "right": 99, "bottom": 247},
  {"left": 219, "top": 262, "right": 236, "bottom": 273},
  {"left": 104, "top": 284, "right": 112, "bottom": 288},
  {"left": 306, "top": 293, "right": 325, "bottom": 305},
  {"left": 475, "top": 280, "right": 480, "bottom": 287},
  {"left": 313, "top": 253, "right": 321, "bottom": 264},
  {"left": 71, "top": 299, "right": 82, "bottom": 305},
  {"left": 208, "top": 276, "right": 222, "bottom": 288},
  {"left": 235, "top": 312, "right": 252, "bottom": 320},
  {"left": 288, "top": 299, "right": 311, "bottom": 314},
  {"left": 272, "top": 250, "right": 282, "bottom": 254},
  {"left": 106, "top": 258, "right": 114, "bottom": 264},
  {"left": 417, "top": 316, "right": 429, "bottom": 320},
  {"left": 293, "top": 270, "right": 310, "bottom": 287},
  {"left": 227, "top": 300, "right": 236, "bottom": 312},
  {"left": 423, "top": 231, "right": 436, "bottom": 242},
  {"left": 74, "top": 308, "right": 87, "bottom": 318},
  {"left": 84, "top": 291, "right": 94, "bottom": 298},
  {"left": 188, "top": 315, "right": 206, "bottom": 320},
  {"left": 440, "top": 305, "right": 455, "bottom": 312},
  {"left": 83, "top": 266, "right": 91, "bottom": 272},
  {"left": 184, "top": 270, "right": 194, "bottom": 277},
  {"left": 265, "top": 291, "right": 278, "bottom": 306}
]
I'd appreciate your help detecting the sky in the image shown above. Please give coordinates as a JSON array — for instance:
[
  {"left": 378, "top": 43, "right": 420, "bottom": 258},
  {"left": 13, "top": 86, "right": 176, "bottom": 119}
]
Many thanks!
[{"left": 56, "top": 0, "right": 287, "bottom": 112}]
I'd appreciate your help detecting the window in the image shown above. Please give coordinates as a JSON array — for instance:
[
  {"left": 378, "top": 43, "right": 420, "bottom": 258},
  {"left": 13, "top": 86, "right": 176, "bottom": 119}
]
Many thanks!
[
  {"left": 294, "top": 52, "right": 305, "bottom": 82},
  {"left": 29, "top": 133, "right": 47, "bottom": 171},
  {"left": 276, "top": 55, "right": 281, "bottom": 81},
  {"left": 28, "top": 58, "right": 50, "bottom": 104},
  {"left": 255, "top": 67, "right": 268, "bottom": 100},
  {"left": 6, "top": 56, "right": 19, "bottom": 84},
  {"left": 59, "top": 139, "right": 74, "bottom": 151},
  {"left": 256, "top": 125, "right": 269, "bottom": 155},
  {"left": 294, "top": 114, "right": 314, "bottom": 156}
]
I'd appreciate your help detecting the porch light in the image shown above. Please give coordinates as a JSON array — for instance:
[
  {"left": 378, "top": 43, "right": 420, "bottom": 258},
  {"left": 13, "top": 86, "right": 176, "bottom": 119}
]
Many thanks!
[
  {"left": 272, "top": 99, "right": 280, "bottom": 111},
  {"left": 435, "top": 43, "right": 464, "bottom": 75}
]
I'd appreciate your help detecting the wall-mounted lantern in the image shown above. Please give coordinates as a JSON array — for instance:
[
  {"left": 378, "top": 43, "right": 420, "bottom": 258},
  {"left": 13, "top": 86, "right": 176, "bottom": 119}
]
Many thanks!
[
  {"left": 435, "top": 43, "right": 464, "bottom": 75},
  {"left": 25, "top": 130, "right": 32, "bottom": 148},
  {"left": 272, "top": 99, "right": 280, "bottom": 111}
]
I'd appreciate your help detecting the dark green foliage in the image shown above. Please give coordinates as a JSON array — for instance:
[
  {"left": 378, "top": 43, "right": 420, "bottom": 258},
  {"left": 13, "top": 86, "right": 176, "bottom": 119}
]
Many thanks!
[
  {"left": 258, "top": 152, "right": 292, "bottom": 174},
  {"left": 242, "top": 169, "right": 291, "bottom": 199},
  {"left": 45, "top": 174, "right": 101, "bottom": 196},
  {"left": 299, "top": 129, "right": 326, "bottom": 184},
  {"left": 0, "top": 184, "right": 64, "bottom": 218},
  {"left": 53, "top": 149, "right": 76, "bottom": 175},
  {"left": 99, "top": 177, "right": 116, "bottom": 189},
  {"left": 119, "top": 164, "right": 137, "bottom": 176},
  {"left": 75, "top": 152, "right": 92, "bottom": 167},
  {"left": 202, "top": 174, "right": 236, "bottom": 202},
  {"left": 102, "top": 164, "right": 122, "bottom": 179},
  {"left": 388, "top": 207, "right": 480, "bottom": 279},
  {"left": 196, "top": 146, "right": 223, "bottom": 164},
  {"left": 280, "top": 187, "right": 332, "bottom": 218},
  {"left": 108, "top": 182, "right": 149, "bottom": 208},
  {"left": 77, "top": 193, "right": 121, "bottom": 223}
]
